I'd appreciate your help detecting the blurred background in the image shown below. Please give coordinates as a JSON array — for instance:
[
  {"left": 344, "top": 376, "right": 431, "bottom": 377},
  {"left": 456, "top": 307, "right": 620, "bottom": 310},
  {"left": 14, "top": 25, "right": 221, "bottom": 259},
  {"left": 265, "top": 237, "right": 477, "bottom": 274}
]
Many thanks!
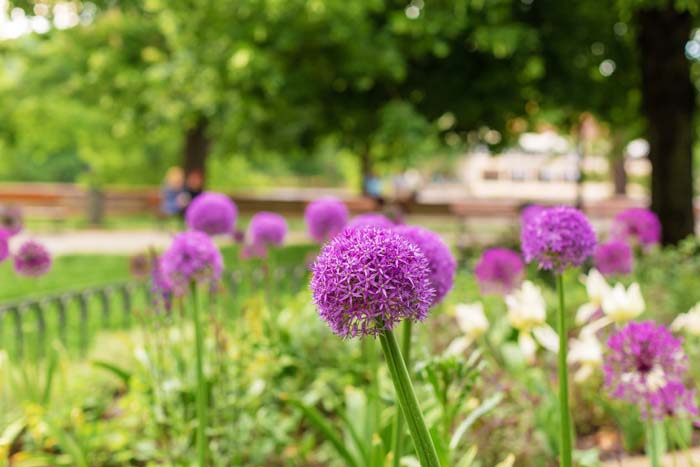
[{"left": 0, "top": 0, "right": 699, "bottom": 251}]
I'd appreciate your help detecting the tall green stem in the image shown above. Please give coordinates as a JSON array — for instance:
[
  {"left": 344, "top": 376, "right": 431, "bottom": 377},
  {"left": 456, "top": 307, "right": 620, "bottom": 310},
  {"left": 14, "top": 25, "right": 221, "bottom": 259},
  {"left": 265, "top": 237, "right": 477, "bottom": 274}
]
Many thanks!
[
  {"left": 191, "top": 282, "right": 208, "bottom": 466},
  {"left": 391, "top": 320, "right": 412, "bottom": 467},
  {"left": 646, "top": 417, "right": 661, "bottom": 467},
  {"left": 556, "top": 274, "right": 573, "bottom": 467},
  {"left": 379, "top": 328, "right": 440, "bottom": 467}
]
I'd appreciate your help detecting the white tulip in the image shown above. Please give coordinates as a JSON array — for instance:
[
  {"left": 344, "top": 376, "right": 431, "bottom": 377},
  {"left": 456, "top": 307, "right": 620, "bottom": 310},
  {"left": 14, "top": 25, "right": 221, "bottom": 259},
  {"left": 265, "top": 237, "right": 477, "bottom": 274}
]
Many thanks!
[
  {"left": 601, "top": 282, "right": 645, "bottom": 324},
  {"left": 455, "top": 302, "right": 489, "bottom": 338},
  {"left": 506, "top": 281, "right": 547, "bottom": 331},
  {"left": 582, "top": 269, "right": 610, "bottom": 307},
  {"left": 671, "top": 303, "right": 700, "bottom": 336},
  {"left": 568, "top": 331, "right": 603, "bottom": 382}
]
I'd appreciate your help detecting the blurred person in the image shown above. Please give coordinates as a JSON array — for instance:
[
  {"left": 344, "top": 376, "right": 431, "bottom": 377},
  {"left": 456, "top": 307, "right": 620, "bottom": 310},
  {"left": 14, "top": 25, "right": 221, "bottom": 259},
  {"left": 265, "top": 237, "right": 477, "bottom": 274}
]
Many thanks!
[
  {"left": 183, "top": 169, "right": 204, "bottom": 213},
  {"left": 404, "top": 168, "right": 422, "bottom": 202},
  {"left": 161, "top": 167, "right": 185, "bottom": 219},
  {"left": 364, "top": 170, "right": 384, "bottom": 207}
]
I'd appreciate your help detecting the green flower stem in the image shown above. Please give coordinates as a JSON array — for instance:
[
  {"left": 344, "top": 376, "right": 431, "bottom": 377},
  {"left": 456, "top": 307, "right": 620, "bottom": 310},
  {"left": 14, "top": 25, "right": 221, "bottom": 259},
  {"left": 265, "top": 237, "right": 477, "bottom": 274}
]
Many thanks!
[
  {"left": 391, "top": 320, "right": 412, "bottom": 467},
  {"left": 646, "top": 417, "right": 662, "bottom": 467},
  {"left": 556, "top": 274, "right": 573, "bottom": 467},
  {"left": 380, "top": 328, "right": 440, "bottom": 467},
  {"left": 190, "top": 282, "right": 208, "bottom": 466}
]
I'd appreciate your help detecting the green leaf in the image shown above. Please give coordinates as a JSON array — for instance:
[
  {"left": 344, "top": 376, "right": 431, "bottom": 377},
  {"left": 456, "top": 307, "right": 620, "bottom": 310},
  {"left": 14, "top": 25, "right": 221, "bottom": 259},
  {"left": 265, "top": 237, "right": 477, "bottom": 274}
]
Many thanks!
[
  {"left": 92, "top": 360, "right": 132, "bottom": 387},
  {"left": 449, "top": 392, "right": 504, "bottom": 451}
]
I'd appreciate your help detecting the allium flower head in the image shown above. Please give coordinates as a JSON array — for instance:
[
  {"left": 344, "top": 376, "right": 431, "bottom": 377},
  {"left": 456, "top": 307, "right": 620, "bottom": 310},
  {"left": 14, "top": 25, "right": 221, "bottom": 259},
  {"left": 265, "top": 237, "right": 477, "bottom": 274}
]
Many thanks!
[
  {"left": 0, "top": 205, "right": 23, "bottom": 236},
  {"left": 305, "top": 197, "right": 349, "bottom": 243},
  {"left": 347, "top": 213, "right": 394, "bottom": 230},
  {"left": 474, "top": 248, "right": 524, "bottom": 295},
  {"left": 310, "top": 227, "right": 434, "bottom": 338},
  {"left": 151, "top": 255, "right": 174, "bottom": 312},
  {"left": 185, "top": 192, "right": 238, "bottom": 236},
  {"left": 161, "top": 231, "right": 223, "bottom": 295},
  {"left": 611, "top": 207, "right": 661, "bottom": 248},
  {"left": 604, "top": 321, "right": 689, "bottom": 419},
  {"left": 520, "top": 204, "right": 546, "bottom": 228},
  {"left": 648, "top": 381, "right": 698, "bottom": 420},
  {"left": 521, "top": 205, "right": 596, "bottom": 272},
  {"left": 594, "top": 240, "right": 633, "bottom": 276},
  {"left": 393, "top": 225, "right": 456, "bottom": 305},
  {"left": 13, "top": 240, "right": 52, "bottom": 277},
  {"left": 248, "top": 212, "right": 287, "bottom": 247},
  {"left": 0, "top": 230, "right": 9, "bottom": 263}
]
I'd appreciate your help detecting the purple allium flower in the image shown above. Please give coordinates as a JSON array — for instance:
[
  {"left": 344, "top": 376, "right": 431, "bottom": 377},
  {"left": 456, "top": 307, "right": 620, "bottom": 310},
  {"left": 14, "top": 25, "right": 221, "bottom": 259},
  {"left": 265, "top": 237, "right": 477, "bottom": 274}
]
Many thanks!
[
  {"left": 648, "top": 381, "right": 698, "bottom": 420},
  {"left": 161, "top": 231, "right": 223, "bottom": 295},
  {"left": 151, "top": 255, "right": 174, "bottom": 312},
  {"left": 520, "top": 204, "right": 546, "bottom": 228},
  {"left": 0, "top": 230, "right": 9, "bottom": 263},
  {"left": 185, "top": 192, "right": 238, "bottom": 236},
  {"left": 304, "top": 197, "right": 349, "bottom": 243},
  {"left": 594, "top": 240, "right": 633, "bottom": 276},
  {"left": 0, "top": 205, "right": 23, "bottom": 236},
  {"left": 474, "top": 248, "right": 524, "bottom": 295},
  {"left": 604, "top": 321, "right": 690, "bottom": 419},
  {"left": 521, "top": 206, "right": 596, "bottom": 273},
  {"left": 611, "top": 207, "right": 661, "bottom": 248},
  {"left": 347, "top": 213, "right": 394, "bottom": 230},
  {"left": 310, "top": 227, "right": 435, "bottom": 338},
  {"left": 393, "top": 225, "right": 456, "bottom": 305},
  {"left": 13, "top": 240, "right": 52, "bottom": 277},
  {"left": 248, "top": 212, "right": 287, "bottom": 247}
]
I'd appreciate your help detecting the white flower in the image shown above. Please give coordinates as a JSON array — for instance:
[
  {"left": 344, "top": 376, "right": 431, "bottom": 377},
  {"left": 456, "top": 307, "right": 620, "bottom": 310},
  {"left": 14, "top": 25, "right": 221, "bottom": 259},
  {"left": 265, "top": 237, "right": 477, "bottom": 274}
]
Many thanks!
[
  {"left": 505, "top": 281, "right": 558, "bottom": 361},
  {"left": 568, "top": 331, "right": 603, "bottom": 382},
  {"left": 506, "top": 281, "right": 546, "bottom": 331},
  {"left": 671, "top": 303, "right": 700, "bottom": 336},
  {"left": 583, "top": 269, "right": 610, "bottom": 307},
  {"left": 445, "top": 302, "right": 489, "bottom": 356},
  {"left": 601, "top": 283, "right": 645, "bottom": 324}
]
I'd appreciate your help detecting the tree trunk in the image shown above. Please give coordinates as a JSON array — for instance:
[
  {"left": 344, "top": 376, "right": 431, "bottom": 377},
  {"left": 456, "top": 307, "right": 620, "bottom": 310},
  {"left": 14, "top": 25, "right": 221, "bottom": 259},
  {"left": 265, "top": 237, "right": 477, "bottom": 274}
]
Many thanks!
[
  {"left": 610, "top": 132, "right": 627, "bottom": 196},
  {"left": 183, "top": 117, "right": 210, "bottom": 184},
  {"left": 638, "top": 7, "right": 695, "bottom": 245}
]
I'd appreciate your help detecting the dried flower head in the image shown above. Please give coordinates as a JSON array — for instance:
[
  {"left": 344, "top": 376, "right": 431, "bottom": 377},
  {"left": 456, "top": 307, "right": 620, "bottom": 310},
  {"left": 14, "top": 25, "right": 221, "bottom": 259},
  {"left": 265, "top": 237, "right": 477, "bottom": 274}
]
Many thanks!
[
  {"left": 129, "top": 253, "right": 152, "bottom": 279},
  {"left": 310, "top": 227, "right": 434, "bottom": 338},
  {"left": 305, "top": 197, "right": 349, "bottom": 243},
  {"left": 393, "top": 225, "right": 456, "bottom": 305},
  {"left": 604, "top": 321, "right": 689, "bottom": 419},
  {"left": 611, "top": 207, "right": 661, "bottom": 248},
  {"left": 185, "top": 192, "right": 238, "bottom": 235},
  {"left": 347, "top": 213, "right": 394, "bottom": 230},
  {"left": 594, "top": 240, "right": 633, "bottom": 276},
  {"left": 474, "top": 248, "right": 524, "bottom": 295},
  {"left": 14, "top": 240, "right": 52, "bottom": 277},
  {"left": 161, "top": 231, "right": 223, "bottom": 295},
  {"left": 521, "top": 206, "right": 596, "bottom": 272},
  {"left": 0, "top": 205, "right": 23, "bottom": 236}
]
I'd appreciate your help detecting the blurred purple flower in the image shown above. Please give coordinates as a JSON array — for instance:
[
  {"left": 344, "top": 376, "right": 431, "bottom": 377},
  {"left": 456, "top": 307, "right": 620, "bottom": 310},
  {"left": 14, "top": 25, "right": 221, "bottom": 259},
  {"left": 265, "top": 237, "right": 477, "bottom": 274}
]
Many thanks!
[
  {"left": 347, "top": 213, "right": 394, "bottom": 230},
  {"left": 393, "top": 225, "right": 456, "bottom": 305},
  {"left": 475, "top": 248, "right": 524, "bottom": 295},
  {"left": 604, "top": 321, "right": 691, "bottom": 419},
  {"left": 243, "top": 212, "right": 288, "bottom": 259},
  {"left": 151, "top": 255, "right": 174, "bottom": 312},
  {"left": 611, "top": 207, "right": 661, "bottom": 248},
  {"left": 521, "top": 206, "right": 596, "bottom": 273},
  {"left": 648, "top": 381, "right": 698, "bottom": 420},
  {"left": 14, "top": 240, "right": 52, "bottom": 277},
  {"left": 185, "top": 192, "right": 238, "bottom": 236},
  {"left": 161, "top": 231, "right": 223, "bottom": 295},
  {"left": 304, "top": 197, "right": 349, "bottom": 243},
  {"left": 520, "top": 204, "right": 546, "bottom": 229},
  {"left": 0, "top": 205, "right": 23, "bottom": 236},
  {"left": 0, "top": 230, "right": 9, "bottom": 263},
  {"left": 310, "top": 227, "right": 434, "bottom": 338},
  {"left": 129, "top": 252, "right": 152, "bottom": 279},
  {"left": 594, "top": 240, "right": 633, "bottom": 276}
]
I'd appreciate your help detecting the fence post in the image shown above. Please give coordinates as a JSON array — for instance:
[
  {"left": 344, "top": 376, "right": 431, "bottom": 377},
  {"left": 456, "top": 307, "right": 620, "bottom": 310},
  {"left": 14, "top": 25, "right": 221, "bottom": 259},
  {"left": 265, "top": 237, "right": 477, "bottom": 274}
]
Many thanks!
[
  {"left": 33, "top": 302, "right": 46, "bottom": 360},
  {"left": 77, "top": 293, "right": 89, "bottom": 355},
  {"left": 12, "top": 306, "right": 23, "bottom": 360}
]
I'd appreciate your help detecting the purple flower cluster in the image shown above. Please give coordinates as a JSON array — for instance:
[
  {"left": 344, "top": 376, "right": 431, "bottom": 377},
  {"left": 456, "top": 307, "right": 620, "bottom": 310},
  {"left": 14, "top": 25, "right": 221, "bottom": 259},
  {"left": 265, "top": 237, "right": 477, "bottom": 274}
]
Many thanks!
[
  {"left": 0, "top": 205, "right": 23, "bottom": 236},
  {"left": 521, "top": 206, "right": 596, "bottom": 273},
  {"left": 475, "top": 248, "right": 524, "bottom": 295},
  {"left": 347, "top": 213, "right": 394, "bottom": 230},
  {"left": 151, "top": 255, "right": 174, "bottom": 312},
  {"left": 0, "top": 230, "right": 9, "bottom": 263},
  {"left": 304, "top": 197, "right": 349, "bottom": 243},
  {"left": 594, "top": 240, "right": 633, "bottom": 276},
  {"left": 611, "top": 207, "right": 661, "bottom": 248},
  {"left": 161, "top": 231, "right": 223, "bottom": 295},
  {"left": 393, "top": 225, "right": 456, "bottom": 305},
  {"left": 604, "top": 321, "right": 696, "bottom": 420},
  {"left": 13, "top": 240, "right": 52, "bottom": 277},
  {"left": 520, "top": 204, "right": 546, "bottom": 228},
  {"left": 185, "top": 192, "right": 238, "bottom": 236},
  {"left": 244, "top": 212, "right": 288, "bottom": 258},
  {"left": 310, "top": 227, "right": 434, "bottom": 338}
]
